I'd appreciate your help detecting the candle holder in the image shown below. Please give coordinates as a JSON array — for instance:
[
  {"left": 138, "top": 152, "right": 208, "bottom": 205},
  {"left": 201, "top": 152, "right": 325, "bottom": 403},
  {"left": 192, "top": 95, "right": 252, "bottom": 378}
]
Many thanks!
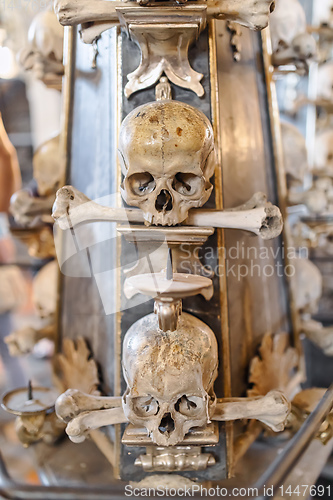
[
  {"left": 126, "top": 249, "right": 213, "bottom": 331},
  {"left": 1, "top": 381, "right": 64, "bottom": 447}
]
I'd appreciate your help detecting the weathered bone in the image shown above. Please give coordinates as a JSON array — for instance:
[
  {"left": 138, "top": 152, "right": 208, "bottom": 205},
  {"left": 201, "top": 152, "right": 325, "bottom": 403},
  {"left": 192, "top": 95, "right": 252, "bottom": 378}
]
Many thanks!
[
  {"left": 293, "top": 257, "right": 323, "bottom": 315},
  {"left": 56, "top": 389, "right": 290, "bottom": 444},
  {"left": 281, "top": 121, "right": 309, "bottom": 190},
  {"left": 10, "top": 190, "right": 55, "bottom": 227},
  {"left": 56, "top": 316, "right": 289, "bottom": 448},
  {"left": 54, "top": 0, "right": 274, "bottom": 31},
  {"left": 56, "top": 389, "right": 122, "bottom": 423},
  {"left": 18, "top": 9, "right": 64, "bottom": 88},
  {"left": 119, "top": 100, "right": 217, "bottom": 224},
  {"left": 288, "top": 182, "right": 333, "bottom": 215},
  {"left": 54, "top": 0, "right": 273, "bottom": 95},
  {"left": 65, "top": 407, "right": 128, "bottom": 443},
  {"left": 212, "top": 390, "right": 290, "bottom": 432},
  {"left": 301, "top": 319, "right": 333, "bottom": 357},
  {"left": 5, "top": 323, "right": 54, "bottom": 357},
  {"left": 270, "top": 0, "right": 317, "bottom": 70},
  {"left": 52, "top": 186, "right": 282, "bottom": 240}
]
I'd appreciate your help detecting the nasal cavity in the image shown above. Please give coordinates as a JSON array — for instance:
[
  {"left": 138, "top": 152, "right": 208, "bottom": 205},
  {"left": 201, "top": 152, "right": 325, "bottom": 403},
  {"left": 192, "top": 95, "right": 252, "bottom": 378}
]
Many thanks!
[
  {"left": 158, "top": 413, "right": 175, "bottom": 435},
  {"left": 155, "top": 190, "right": 173, "bottom": 212}
]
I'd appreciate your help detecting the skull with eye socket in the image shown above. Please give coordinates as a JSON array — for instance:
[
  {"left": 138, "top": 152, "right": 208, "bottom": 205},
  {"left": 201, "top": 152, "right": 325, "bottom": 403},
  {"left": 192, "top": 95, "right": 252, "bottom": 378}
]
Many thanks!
[
  {"left": 122, "top": 312, "right": 218, "bottom": 446},
  {"left": 118, "top": 100, "right": 217, "bottom": 226},
  {"left": 270, "top": 0, "right": 317, "bottom": 69}
]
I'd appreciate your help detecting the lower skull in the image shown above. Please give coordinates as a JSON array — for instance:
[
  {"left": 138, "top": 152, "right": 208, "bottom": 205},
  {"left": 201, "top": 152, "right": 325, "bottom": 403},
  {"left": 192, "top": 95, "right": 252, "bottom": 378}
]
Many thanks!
[{"left": 122, "top": 312, "right": 218, "bottom": 446}]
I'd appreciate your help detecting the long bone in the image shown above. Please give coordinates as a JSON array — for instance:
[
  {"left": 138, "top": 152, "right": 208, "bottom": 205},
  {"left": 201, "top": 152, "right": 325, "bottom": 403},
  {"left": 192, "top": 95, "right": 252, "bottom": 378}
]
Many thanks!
[
  {"left": 212, "top": 390, "right": 290, "bottom": 432},
  {"left": 56, "top": 390, "right": 125, "bottom": 443},
  {"left": 55, "top": 389, "right": 290, "bottom": 443},
  {"left": 56, "top": 389, "right": 123, "bottom": 422},
  {"left": 65, "top": 408, "right": 128, "bottom": 443},
  {"left": 54, "top": 0, "right": 275, "bottom": 31},
  {"left": 54, "top": 0, "right": 274, "bottom": 95},
  {"left": 52, "top": 186, "right": 283, "bottom": 240}
]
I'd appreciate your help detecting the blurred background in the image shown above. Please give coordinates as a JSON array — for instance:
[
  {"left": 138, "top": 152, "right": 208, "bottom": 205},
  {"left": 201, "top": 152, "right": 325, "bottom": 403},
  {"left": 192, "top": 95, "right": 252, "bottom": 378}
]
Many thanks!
[{"left": 0, "top": 0, "right": 333, "bottom": 492}]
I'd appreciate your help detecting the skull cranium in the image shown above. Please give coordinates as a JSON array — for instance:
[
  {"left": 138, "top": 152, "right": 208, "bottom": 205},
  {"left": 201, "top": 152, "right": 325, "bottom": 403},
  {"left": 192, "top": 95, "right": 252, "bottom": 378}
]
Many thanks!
[
  {"left": 293, "top": 257, "right": 323, "bottom": 316},
  {"left": 281, "top": 121, "right": 309, "bottom": 190},
  {"left": 315, "top": 130, "right": 333, "bottom": 173},
  {"left": 270, "top": 0, "right": 317, "bottom": 67},
  {"left": 34, "top": 135, "right": 62, "bottom": 197},
  {"left": 119, "top": 100, "right": 217, "bottom": 226},
  {"left": 122, "top": 312, "right": 218, "bottom": 446},
  {"left": 19, "top": 9, "right": 64, "bottom": 86},
  {"left": 33, "top": 261, "right": 58, "bottom": 319}
]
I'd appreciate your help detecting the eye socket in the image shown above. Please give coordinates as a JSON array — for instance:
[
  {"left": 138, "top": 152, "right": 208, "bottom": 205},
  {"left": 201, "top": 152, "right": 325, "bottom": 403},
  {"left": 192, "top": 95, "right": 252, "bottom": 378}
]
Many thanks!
[
  {"left": 127, "top": 172, "right": 156, "bottom": 196},
  {"left": 131, "top": 396, "right": 159, "bottom": 417},
  {"left": 172, "top": 173, "right": 203, "bottom": 196},
  {"left": 175, "top": 395, "right": 203, "bottom": 416}
]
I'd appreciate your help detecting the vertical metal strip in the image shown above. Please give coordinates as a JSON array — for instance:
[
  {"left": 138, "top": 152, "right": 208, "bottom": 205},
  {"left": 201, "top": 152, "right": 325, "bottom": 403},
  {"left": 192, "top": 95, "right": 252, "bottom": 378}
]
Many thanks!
[
  {"left": 55, "top": 26, "right": 76, "bottom": 353},
  {"left": 261, "top": 28, "right": 305, "bottom": 379},
  {"left": 113, "top": 26, "right": 124, "bottom": 480},
  {"left": 208, "top": 20, "right": 234, "bottom": 477}
]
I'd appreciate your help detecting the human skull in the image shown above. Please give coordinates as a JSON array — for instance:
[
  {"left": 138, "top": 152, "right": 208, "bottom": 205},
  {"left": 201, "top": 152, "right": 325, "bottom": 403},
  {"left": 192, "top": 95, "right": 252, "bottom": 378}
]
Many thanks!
[
  {"left": 317, "top": 61, "right": 333, "bottom": 101},
  {"left": 293, "top": 258, "right": 322, "bottom": 315},
  {"left": 291, "top": 221, "right": 317, "bottom": 250},
  {"left": 34, "top": 135, "right": 62, "bottom": 197},
  {"left": 119, "top": 100, "right": 217, "bottom": 226},
  {"left": 313, "top": 0, "right": 333, "bottom": 28},
  {"left": 281, "top": 122, "right": 309, "bottom": 189},
  {"left": 314, "top": 177, "right": 333, "bottom": 212},
  {"left": 292, "top": 33, "right": 317, "bottom": 61},
  {"left": 19, "top": 9, "right": 64, "bottom": 85},
  {"left": 270, "top": 0, "right": 317, "bottom": 67},
  {"left": 122, "top": 312, "right": 218, "bottom": 446},
  {"left": 33, "top": 261, "right": 58, "bottom": 319},
  {"left": 315, "top": 130, "right": 333, "bottom": 173},
  {"left": 301, "top": 184, "right": 332, "bottom": 214}
]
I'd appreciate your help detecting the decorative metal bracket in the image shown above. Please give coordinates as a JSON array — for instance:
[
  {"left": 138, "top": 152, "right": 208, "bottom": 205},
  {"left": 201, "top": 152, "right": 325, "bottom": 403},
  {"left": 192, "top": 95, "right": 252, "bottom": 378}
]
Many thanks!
[
  {"left": 54, "top": 0, "right": 275, "bottom": 95},
  {"left": 117, "top": 6, "right": 206, "bottom": 97}
]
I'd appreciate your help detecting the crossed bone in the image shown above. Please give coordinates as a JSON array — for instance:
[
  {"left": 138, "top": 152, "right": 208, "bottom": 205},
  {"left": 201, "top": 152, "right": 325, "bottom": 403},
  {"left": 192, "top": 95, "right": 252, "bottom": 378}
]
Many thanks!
[
  {"left": 55, "top": 389, "right": 290, "bottom": 443},
  {"left": 52, "top": 186, "right": 283, "bottom": 240},
  {"left": 54, "top": 0, "right": 275, "bottom": 33}
]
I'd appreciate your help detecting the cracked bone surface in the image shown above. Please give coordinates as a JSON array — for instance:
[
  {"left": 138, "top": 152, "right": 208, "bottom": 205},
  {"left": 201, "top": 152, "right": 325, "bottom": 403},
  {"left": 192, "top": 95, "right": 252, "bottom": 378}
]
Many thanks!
[
  {"left": 52, "top": 186, "right": 282, "bottom": 239},
  {"left": 56, "top": 389, "right": 122, "bottom": 423},
  {"left": 118, "top": 100, "right": 216, "bottom": 226},
  {"left": 212, "top": 391, "right": 291, "bottom": 432},
  {"left": 270, "top": 0, "right": 317, "bottom": 69},
  {"left": 54, "top": 0, "right": 274, "bottom": 30},
  {"left": 65, "top": 408, "right": 128, "bottom": 443},
  {"left": 57, "top": 314, "right": 289, "bottom": 446},
  {"left": 122, "top": 312, "right": 218, "bottom": 447}
]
